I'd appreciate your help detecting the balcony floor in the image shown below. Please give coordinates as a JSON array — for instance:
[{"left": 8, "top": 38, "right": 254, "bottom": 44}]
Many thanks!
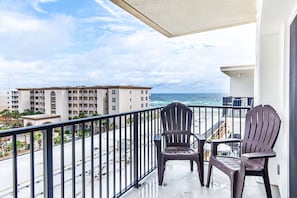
[{"left": 123, "top": 161, "right": 280, "bottom": 198}]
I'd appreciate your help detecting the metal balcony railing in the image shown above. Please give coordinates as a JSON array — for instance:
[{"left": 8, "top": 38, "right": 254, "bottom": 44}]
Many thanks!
[{"left": 0, "top": 105, "right": 249, "bottom": 198}]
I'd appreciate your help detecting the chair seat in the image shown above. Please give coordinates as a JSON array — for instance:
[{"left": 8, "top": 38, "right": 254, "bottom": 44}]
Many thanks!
[
  {"left": 162, "top": 146, "right": 199, "bottom": 160},
  {"left": 214, "top": 156, "right": 264, "bottom": 173}
]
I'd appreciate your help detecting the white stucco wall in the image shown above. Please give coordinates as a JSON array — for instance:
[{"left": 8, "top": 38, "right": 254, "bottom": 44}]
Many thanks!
[
  {"left": 256, "top": 0, "right": 297, "bottom": 197},
  {"left": 18, "top": 90, "right": 31, "bottom": 112},
  {"left": 229, "top": 71, "right": 254, "bottom": 97}
]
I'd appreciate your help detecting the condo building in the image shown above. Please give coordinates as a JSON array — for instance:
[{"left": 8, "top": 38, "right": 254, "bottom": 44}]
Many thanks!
[
  {"left": 15, "top": 85, "right": 151, "bottom": 121},
  {"left": 0, "top": 89, "right": 18, "bottom": 112}
]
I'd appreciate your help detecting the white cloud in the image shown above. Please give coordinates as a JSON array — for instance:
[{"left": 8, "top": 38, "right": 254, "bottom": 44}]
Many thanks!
[
  {"left": 94, "top": 0, "right": 121, "bottom": 18},
  {"left": 0, "top": 0, "right": 256, "bottom": 93},
  {"left": 32, "top": 0, "right": 57, "bottom": 13},
  {"left": 0, "top": 11, "right": 76, "bottom": 60}
]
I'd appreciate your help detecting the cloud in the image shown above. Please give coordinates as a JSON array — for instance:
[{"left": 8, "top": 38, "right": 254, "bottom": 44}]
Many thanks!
[
  {"left": 0, "top": 11, "right": 76, "bottom": 60},
  {"left": 0, "top": 0, "right": 255, "bottom": 93},
  {"left": 32, "top": 0, "right": 57, "bottom": 13},
  {"left": 94, "top": 0, "right": 121, "bottom": 18}
]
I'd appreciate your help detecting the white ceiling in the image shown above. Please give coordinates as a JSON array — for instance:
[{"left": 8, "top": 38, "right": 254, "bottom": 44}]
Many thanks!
[{"left": 111, "top": 0, "right": 257, "bottom": 37}]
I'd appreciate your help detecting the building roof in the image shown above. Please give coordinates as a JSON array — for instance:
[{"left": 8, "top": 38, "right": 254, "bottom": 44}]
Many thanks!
[
  {"left": 21, "top": 114, "right": 60, "bottom": 120},
  {"left": 220, "top": 64, "right": 254, "bottom": 77},
  {"left": 17, "top": 85, "right": 152, "bottom": 91},
  {"left": 111, "top": 0, "right": 256, "bottom": 37}
]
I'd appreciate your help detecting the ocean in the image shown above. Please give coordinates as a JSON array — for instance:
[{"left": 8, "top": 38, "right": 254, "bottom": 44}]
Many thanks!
[{"left": 150, "top": 93, "right": 225, "bottom": 107}]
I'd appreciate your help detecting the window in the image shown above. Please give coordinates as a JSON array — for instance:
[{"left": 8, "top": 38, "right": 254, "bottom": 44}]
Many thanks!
[
  {"left": 141, "top": 90, "right": 144, "bottom": 94},
  {"left": 146, "top": 103, "right": 148, "bottom": 107},
  {"left": 130, "top": 98, "right": 132, "bottom": 102},
  {"left": 69, "top": 104, "right": 72, "bottom": 107},
  {"left": 141, "top": 97, "right": 144, "bottom": 101},
  {"left": 146, "top": 96, "right": 148, "bottom": 101},
  {"left": 145, "top": 90, "right": 148, "bottom": 94},
  {"left": 112, "top": 90, "right": 116, "bottom": 94},
  {"left": 112, "top": 106, "right": 116, "bottom": 110},
  {"left": 112, "top": 97, "right": 116, "bottom": 102},
  {"left": 141, "top": 104, "right": 144, "bottom": 108},
  {"left": 130, "top": 105, "right": 132, "bottom": 109},
  {"left": 130, "top": 90, "right": 132, "bottom": 94}
]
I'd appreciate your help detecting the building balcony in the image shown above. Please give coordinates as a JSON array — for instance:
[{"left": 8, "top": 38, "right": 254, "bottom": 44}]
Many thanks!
[{"left": 0, "top": 105, "right": 279, "bottom": 197}]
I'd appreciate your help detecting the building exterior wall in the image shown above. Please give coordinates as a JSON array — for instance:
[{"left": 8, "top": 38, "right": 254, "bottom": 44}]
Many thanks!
[
  {"left": 0, "top": 90, "right": 19, "bottom": 112},
  {"left": 97, "top": 89, "right": 108, "bottom": 115},
  {"left": 229, "top": 71, "right": 254, "bottom": 97},
  {"left": 16, "top": 86, "right": 151, "bottom": 121},
  {"left": 256, "top": 1, "right": 297, "bottom": 197},
  {"left": 0, "top": 90, "right": 9, "bottom": 111},
  {"left": 18, "top": 90, "right": 31, "bottom": 112}
]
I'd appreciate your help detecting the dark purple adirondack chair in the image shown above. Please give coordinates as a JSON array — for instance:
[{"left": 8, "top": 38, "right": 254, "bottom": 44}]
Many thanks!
[
  {"left": 154, "top": 102, "right": 205, "bottom": 186},
  {"left": 206, "top": 105, "right": 281, "bottom": 198}
]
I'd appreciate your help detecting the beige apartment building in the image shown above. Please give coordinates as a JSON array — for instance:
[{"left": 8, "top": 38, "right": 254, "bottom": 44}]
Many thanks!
[
  {"left": 16, "top": 86, "right": 151, "bottom": 121},
  {"left": 0, "top": 89, "right": 18, "bottom": 112}
]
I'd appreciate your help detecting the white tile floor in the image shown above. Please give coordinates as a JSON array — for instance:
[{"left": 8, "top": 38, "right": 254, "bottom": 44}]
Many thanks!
[{"left": 123, "top": 161, "right": 280, "bottom": 198}]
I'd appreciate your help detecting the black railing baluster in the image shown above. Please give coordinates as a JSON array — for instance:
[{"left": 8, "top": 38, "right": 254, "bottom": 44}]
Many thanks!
[
  {"left": 124, "top": 114, "right": 127, "bottom": 191},
  {"left": 99, "top": 119, "right": 102, "bottom": 198},
  {"left": 113, "top": 116, "right": 116, "bottom": 197},
  {"left": 199, "top": 107, "right": 201, "bottom": 135},
  {"left": 143, "top": 111, "right": 146, "bottom": 174},
  {"left": 133, "top": 112, "right": 140, "bottom": 188},
  {"left": 44, "top": 128, "right": 53, "bottom": 198},
  {"left": 12, "top": 134, "right": 18, "bottom": 198},
  {"left": 106, "top": 119, "right": 109, "bottom": 198},
  {"left": 91, "top": 121, "right": 94, "bottom": 198},
  {"left": 129, "top": 114, "right": 132, "bottom": 185},
  {"left": 119, "top": 116, "right": 122, "bottom": 193},
  {"left": 30, "top": 131, "right": 35, "bottom": 198},
  {"left": 150, "top": 110, "right": 153, "bottom": 170},
  {"left": 82, "top": 123, "right": 86, "bottom": 198},
  {"left": 211, "top": 107, "right": 214, "bottom": 134},
  {"left": 60, "top": 127, "right": 65, "bottom": 198},
  {"left": 72, "top": 124, "right": 76, "bottom": 198}
]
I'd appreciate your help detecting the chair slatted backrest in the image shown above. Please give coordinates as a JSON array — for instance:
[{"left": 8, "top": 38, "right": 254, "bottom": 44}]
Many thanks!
[
  {"left": 161, "top": 102, "right": 192, "bottom": 147},
  {"left": 242, "top": 105, "right": 281, "bottom": 156}
]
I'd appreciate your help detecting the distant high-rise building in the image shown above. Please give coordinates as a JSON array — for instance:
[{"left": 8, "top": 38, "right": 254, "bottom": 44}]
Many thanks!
[{"left": 16, "top": 85, "right": 151, "bottom": 121}]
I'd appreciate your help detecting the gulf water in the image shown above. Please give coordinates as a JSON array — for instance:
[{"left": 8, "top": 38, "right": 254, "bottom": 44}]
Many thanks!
[{"left": 150, "top": 93, "right": 225, "bottom": 107}]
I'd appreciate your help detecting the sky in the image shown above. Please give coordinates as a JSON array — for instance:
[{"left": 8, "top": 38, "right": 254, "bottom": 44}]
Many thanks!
[{"left": 0, "top": 0, "right": 256, "bottom": 93}]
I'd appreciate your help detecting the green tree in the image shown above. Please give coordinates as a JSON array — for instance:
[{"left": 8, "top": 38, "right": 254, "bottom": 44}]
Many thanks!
[
  {"left": 78, "top": 112, "right": 86, "bottom": 118},
  {"left": 0, "top": 109, "right": 11, "bottom": 125},
  {"left": 34, "top": 132, "right": 42, "bottom": 150}
]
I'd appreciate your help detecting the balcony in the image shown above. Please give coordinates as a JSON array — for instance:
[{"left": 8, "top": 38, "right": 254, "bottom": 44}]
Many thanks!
[{"left": 0, "top": 105, "right": 279, "bottom": 197}]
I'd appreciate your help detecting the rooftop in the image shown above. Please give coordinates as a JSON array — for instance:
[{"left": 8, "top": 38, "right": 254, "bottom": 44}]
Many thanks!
[{"left": 16, "top": 85, "right": 152, "bottom": 91}]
